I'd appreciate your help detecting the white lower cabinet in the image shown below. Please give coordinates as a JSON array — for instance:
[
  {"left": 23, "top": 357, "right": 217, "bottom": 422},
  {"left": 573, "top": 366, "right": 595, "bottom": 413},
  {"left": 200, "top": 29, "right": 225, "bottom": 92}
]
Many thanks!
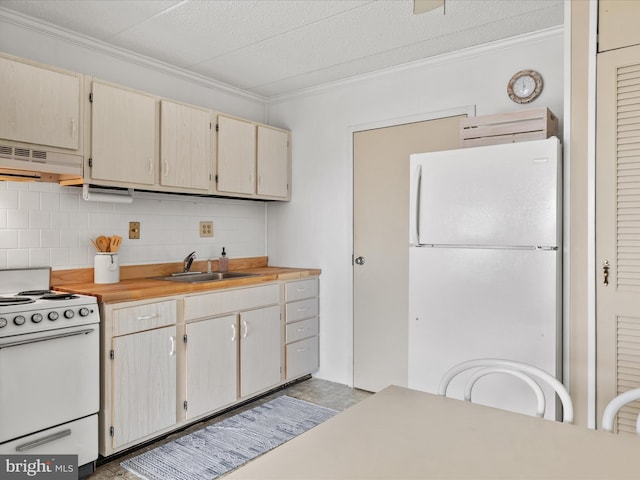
[
  {"left": 240, "top": 305, "right": 282, "bottom": 397},
  {"left": 185, "top": 314, "right": 238, "bottom": 419},
  {"left": 284, "top": 278, "right": 320, "bottom": 380},
  {"left": 100, "top": 278, "right": 319, "bottom": 456},
  {"left": 111, "top": 325, "right": 177, "bottom": 450},
  {"left": 100, "top": 298, "right": 178, "bottom": 455},
  {"left": 183, "top": 284, "right": 282, "bottom": 419}
]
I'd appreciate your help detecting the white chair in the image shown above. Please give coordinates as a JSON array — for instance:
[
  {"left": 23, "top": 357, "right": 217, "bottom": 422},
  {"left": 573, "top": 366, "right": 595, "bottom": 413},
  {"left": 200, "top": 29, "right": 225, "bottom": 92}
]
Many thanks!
[
  {"left": 438, "top": 358, "right": 574, "bottom": 423},
  {"left": 602, "top": 388, "right": 640, "bottom": 433}
]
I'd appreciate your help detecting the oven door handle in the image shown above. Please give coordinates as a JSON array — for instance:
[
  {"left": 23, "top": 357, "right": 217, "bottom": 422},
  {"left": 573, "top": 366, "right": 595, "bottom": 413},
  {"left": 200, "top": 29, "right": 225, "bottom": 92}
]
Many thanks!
[
  {"left": 15, "top": 429, "right": 71, "bottom": 451},
  {"left": 0, "top": 328, "right": 95, "bottom": 349}
]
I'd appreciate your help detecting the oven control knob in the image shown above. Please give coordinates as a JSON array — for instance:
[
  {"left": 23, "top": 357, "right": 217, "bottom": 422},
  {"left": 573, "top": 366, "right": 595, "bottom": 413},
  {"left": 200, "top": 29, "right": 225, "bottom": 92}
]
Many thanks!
[
  {"left": 48, "top": 311, "right": 59, "bottom": 321},
  {"left": 31, "top": 313, "right": 43, "bottom": 323},
  {"left": 79, "top": 307, "right": 90, "bottom": 317},
  {"left": 64, "top": 310, "right": 74, "bottom": 319},
  {"left": 13, "top": 315, "right": 26, "bottom": 326},
  {"left": 0, "top": 318, "right": 6, "bottom": 328}
]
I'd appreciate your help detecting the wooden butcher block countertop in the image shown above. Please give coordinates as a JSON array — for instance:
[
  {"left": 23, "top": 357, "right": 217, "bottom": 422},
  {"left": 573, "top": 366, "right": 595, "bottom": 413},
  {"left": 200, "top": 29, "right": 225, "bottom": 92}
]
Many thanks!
[{"left": 51, "top": 256, "right": 320, "bottom": 304}]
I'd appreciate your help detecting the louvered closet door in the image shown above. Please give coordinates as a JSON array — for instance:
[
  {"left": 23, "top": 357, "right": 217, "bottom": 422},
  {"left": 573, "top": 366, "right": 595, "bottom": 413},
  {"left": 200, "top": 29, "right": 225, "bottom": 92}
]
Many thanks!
[{"left": 596, "top": 44, "right": 640, "bottom": 434}]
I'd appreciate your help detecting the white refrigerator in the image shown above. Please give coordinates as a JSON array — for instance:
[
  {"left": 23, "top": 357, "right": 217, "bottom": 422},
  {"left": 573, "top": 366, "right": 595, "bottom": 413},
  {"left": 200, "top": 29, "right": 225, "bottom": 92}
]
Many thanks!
[{"left": 408, "top": 137, "right": 562, "bottom": 419}]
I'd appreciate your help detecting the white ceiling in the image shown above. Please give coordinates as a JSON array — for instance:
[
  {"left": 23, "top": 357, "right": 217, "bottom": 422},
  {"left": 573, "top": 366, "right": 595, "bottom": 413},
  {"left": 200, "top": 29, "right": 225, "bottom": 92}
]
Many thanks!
[{"left": 0, "top": 0, "right": 564, "bottom": 98}]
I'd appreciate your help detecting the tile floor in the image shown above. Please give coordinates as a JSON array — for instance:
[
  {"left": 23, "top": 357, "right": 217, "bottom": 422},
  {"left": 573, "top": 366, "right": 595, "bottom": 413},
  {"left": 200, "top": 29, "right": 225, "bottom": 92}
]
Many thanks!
[{"left": 88, "top": 377, "right": 372, "bottom": 479}]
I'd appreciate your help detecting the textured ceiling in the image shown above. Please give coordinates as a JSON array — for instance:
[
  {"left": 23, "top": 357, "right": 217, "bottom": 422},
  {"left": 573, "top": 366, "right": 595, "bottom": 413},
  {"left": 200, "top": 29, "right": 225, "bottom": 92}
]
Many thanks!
[{"left": 0, "top": 0, "right": 564, "bottom": 98}]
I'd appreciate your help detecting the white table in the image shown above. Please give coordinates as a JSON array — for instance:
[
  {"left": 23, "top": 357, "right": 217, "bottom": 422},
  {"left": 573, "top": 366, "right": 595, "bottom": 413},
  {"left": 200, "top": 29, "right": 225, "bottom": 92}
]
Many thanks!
[{"left": 229, "top": 385, "right": 640, "bottom": 479}]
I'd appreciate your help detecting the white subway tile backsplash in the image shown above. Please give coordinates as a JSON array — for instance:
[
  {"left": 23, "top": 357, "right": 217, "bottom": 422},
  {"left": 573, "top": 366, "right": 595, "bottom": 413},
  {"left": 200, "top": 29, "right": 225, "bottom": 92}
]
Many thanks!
[
  {"left": 19, "top": 190, "right": 40, "bottom": 210},
  {"left": 29, "top": 248, "right": 51, "bottom": 267},
  {"left": 0, "top": 185, "right": 267, "bottom": 270},
  {"left": 7, "top": 249, "right": 28, "bottom": 268},
  {"left": 0, "top": 189, "right": 18, "bottom": 209},
  {"left": 29, "top": 210, "right": 50, "bottom": 229},
  {"left": 0, "top": 230, "right": 18, "bottom": 248},
  {"left": 50, "top": 248, "right": 70, "bottom": 266},
  {"left": 18, "top": 230, "right": 40, "bottom": 248},
  {"left": 7, "top": 210, "right": 29, "bottom": 229},
  {"left": 40, "top": 192, "right": 60, "bottom": 211},
  {"left": 41, "top": 230, "right": 61, "bottom": 248}
]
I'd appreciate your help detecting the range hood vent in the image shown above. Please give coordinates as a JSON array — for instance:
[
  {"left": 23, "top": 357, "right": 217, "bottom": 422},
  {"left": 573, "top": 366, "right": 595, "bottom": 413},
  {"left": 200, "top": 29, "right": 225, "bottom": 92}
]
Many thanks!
[{"left": 0, "top": 142, "right": 83, "bottom": 184}]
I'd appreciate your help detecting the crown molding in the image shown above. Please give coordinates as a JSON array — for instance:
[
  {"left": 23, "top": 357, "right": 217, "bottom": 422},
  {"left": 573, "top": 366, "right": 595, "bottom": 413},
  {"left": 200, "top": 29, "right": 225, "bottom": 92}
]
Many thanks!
[
  {"left": 0, "top": 7, "right": 562, "bottom": 105},
  {"left": 0, "top": 7, "right": 268, "bottom": 104},
  {"left": 267, "top": 25, "right": 563, "bottom": 105}
]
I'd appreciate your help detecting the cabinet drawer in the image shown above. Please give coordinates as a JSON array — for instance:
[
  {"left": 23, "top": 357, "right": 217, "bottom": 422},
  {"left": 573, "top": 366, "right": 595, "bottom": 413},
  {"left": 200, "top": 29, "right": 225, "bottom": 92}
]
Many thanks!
[
  {"left": 286, "top": 336, "right": 319, "bottom": 380},
  {"left": 0, "top": 415, "right": 97, "bottom": 466},
  {"left": 113, "top": 300, "right": 177, "bottom": 336},
  {"left": 286, "top": 317, "right": 319, "bottom": 344},
  {"left": 285, "top": 278, "right": 318, "bottom": 302},
  {"left": 184, "top": 283, "right": 279, "bottom": 321},
  {"left": 285, "top": 297, "right": 318, "bottom": 323}
]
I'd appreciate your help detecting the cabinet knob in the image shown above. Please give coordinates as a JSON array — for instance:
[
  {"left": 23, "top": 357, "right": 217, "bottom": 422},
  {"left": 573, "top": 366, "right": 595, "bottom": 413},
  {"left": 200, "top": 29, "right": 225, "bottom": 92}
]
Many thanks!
[{"left": 354, "top": 256, "right": 365, "bottom": 266}]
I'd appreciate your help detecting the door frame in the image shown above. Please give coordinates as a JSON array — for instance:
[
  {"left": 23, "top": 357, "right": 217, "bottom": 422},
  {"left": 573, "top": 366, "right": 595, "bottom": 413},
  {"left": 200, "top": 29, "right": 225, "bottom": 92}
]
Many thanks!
[{"left": 347, "top": 105, "right": 476, "bottom": 386}]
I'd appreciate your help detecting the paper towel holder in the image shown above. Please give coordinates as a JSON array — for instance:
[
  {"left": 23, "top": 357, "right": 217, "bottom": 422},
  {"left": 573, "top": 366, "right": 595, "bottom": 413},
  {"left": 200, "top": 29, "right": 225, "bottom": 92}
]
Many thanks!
[{"left": 82, "top": 184, "right": 134, "bottom": 204}]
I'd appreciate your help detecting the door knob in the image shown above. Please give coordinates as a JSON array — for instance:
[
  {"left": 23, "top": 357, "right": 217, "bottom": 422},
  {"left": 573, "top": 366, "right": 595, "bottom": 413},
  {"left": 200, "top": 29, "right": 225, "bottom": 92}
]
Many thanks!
[{"left": 354, "top": 256, "right": 365, "bottom": 265}]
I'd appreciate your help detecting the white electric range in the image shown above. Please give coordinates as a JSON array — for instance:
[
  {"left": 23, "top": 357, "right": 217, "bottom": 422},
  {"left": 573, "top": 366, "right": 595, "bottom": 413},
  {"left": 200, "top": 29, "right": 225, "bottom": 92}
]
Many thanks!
[{"left": 0, "top": 267, "right": 99, "bottom": 478}]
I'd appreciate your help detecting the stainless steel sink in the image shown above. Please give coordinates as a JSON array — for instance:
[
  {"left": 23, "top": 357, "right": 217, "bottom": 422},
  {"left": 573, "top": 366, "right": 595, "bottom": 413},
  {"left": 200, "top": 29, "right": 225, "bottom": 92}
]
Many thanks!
[{"left": 156, "top": 271, "right": 261, "bottom": 284}]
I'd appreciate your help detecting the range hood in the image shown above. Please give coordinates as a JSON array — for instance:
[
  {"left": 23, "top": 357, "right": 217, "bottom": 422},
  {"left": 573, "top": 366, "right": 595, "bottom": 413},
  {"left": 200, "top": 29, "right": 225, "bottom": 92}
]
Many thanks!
[{"left": 0, "top": 143, "right": 83, "bottom": 185}]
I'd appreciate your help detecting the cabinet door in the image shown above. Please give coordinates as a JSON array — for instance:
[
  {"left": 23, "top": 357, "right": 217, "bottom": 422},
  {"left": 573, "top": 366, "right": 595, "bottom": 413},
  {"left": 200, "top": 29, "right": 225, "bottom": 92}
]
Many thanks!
[
  {"left": 240, "top": 305, "right": 282, "bottom": 397},
  {"left": 90, "top": 81, "right": 156, "bottom": 185},
  {"left": 185, "top": 315, "right": 238, "bottom": 418},
  {"left": 0, "top": 57, "right": 80, "bottom": 150},
  {"left": 112, "top": 326, "right": 176, "bottom": 449},
  {"left": 217, "top": 115, "right": 256, "bottom": 195},
  {"left": 160, "top": 100, "right": 211, "bottom": 190},
  {"left": 599, "top": 0, "right": 640, "bottom": 52},
  {"left": 257, "top": 125, "right": 290, "bottom": 199}
]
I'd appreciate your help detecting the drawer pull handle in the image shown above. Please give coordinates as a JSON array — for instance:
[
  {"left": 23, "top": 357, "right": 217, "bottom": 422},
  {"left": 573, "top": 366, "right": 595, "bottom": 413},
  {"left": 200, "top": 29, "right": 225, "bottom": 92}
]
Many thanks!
[
  {"left": 242, "top": 320, "right": 248, "bottom": 338},
  {"left": 297, "top": 347, "right": 307, "bottom": 353},
  {"left": 16, "top": 429, "right": 71, "bottom": 451},
  {"left": 297, "top": 327, "right": 306, "bottom": 332},
  {"left": 137, "top": 314, "right": 158, "bottom": 321},
  {"left": 231, "top": 323, "right": 236, "bottom": 342},
  {"left": 297, "top": 307, "right": 308, "bottom": 312},
  {"left": 296, "top": 288, "right": 306, "bottom": 292},
  {"left": 169, "top": 336, "right": 176, "bottom": 356}
]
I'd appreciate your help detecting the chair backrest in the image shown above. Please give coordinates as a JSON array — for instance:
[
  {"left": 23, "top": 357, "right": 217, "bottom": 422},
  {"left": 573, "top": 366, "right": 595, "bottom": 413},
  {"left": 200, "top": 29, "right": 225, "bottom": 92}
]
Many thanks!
[
  {"left": 602, "top": 388, "right": 640, "bottom": 433},
  {"left": 438, "top": 358, "right": 574, "bottom": 423}
]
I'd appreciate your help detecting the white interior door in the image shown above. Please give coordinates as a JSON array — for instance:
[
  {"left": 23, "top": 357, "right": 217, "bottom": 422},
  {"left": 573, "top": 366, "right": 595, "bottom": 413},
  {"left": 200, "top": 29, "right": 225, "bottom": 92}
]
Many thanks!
[{"left": 353, "top": 115, "right": 464, "bottom": 392}]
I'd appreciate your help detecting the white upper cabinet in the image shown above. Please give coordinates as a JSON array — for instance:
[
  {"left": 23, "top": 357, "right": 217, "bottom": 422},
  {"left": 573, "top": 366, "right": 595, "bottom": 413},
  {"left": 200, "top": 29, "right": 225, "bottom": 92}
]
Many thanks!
[
  {"left": 160, "top": 100, "right": 211, "bottom": 191},
  {"left": 217, "top": 115, "right": 257, "bottom": 195},
  {"left": 89, "top": 81, "right": 157, "bottom": 186},
  {"left": 257, "top": 125, "right": 290, "bottom": 198},
  {"left": 217, "top": 115, "right": 291, "bottom": 201},
  {"left": 0, "top": 55, "right": 81, "bottom": 151}
]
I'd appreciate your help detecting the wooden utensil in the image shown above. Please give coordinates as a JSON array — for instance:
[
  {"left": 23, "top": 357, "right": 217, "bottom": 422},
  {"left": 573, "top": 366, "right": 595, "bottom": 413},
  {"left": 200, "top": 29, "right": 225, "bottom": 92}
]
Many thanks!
[
  {"left": 110, "top": 235, "right": 122, "bottom": 253},
  {"left": 90, "top": 239, "right": 100, "bottom": 252},
  {"left": 96, "top": 236, "right": 109, "bottom": 252}
]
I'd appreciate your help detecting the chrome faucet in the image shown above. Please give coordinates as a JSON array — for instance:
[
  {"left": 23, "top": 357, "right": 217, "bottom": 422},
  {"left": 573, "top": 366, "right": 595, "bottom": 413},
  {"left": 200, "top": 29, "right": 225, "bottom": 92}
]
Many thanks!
[{"left": 184, "top": 251, "right": 196, "bottom": 273}]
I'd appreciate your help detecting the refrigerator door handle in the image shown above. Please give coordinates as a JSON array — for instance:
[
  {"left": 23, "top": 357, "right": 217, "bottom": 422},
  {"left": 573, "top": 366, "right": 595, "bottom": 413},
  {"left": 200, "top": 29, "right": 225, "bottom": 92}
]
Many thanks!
[{"left": 410, "top": 163, "right": 422, "bottom": 245}]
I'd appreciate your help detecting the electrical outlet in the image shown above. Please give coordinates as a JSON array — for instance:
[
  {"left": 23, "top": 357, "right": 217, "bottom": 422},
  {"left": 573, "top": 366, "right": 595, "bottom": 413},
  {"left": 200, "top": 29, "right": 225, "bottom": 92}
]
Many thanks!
[
  {"left": 129, "top": 222, "right": 140, "bottom": 239},
  {"left": 199, "top": 221, "right": 213, "bottom": 237}
]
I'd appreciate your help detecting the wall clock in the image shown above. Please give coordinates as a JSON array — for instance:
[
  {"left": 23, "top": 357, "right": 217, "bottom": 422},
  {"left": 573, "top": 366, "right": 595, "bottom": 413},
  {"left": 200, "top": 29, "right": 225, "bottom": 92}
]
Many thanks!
[{"left": 507, "top": 70, "right": 543, "bottom": 104}]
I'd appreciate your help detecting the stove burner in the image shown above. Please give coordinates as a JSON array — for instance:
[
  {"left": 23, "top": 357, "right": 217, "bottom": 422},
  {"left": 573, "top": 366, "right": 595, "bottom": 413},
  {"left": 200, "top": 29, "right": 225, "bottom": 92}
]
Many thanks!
[
  {"left": 0, "top": 296, "right": 36, "bottom": 305},
  {"left": 40, "top": 293, "right": 78, "bottom": 300},
  {"left": 17, "top": 290, "right": 53, "bottom": 296}
]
